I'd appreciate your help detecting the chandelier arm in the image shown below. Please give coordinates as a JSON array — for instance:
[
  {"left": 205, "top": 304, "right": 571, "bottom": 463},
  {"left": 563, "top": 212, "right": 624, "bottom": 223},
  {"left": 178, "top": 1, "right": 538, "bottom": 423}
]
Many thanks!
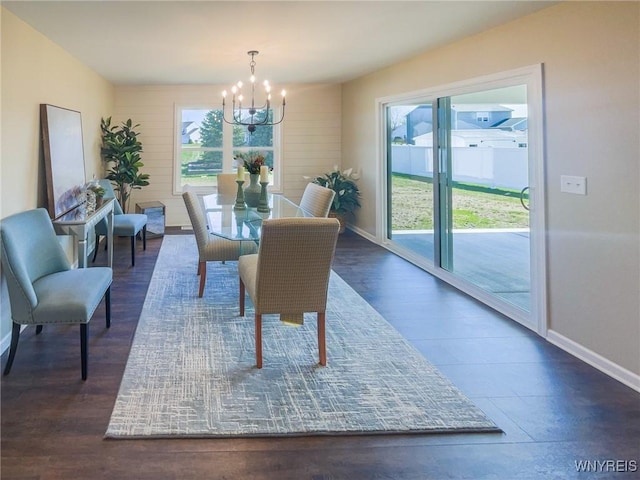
[
  {"left": 221, "top": 105, "right": 248, "bottom": 126},
  {"left": 266, "top": 110, "right": 286, "bottom": 126},
  {"left": 220, "top": 50, "right": 286, "bottom": 133}
]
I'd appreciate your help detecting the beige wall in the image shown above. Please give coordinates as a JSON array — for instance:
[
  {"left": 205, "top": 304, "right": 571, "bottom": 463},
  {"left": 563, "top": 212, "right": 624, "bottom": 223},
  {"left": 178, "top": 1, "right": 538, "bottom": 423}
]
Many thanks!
[
  {"left": 1, "top": 8, "right": 115, "bottom": 342},
  {"left": 113, "top": 83, "right": 341, "bottom": 226},
  {"left": 342, "top": 2, "right": 640, "bottom": 376}
]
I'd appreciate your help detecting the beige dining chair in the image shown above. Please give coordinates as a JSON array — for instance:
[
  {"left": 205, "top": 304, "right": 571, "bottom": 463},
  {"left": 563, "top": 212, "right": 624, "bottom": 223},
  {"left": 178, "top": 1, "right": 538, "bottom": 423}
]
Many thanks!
[
  {"left": 182, "top": 191, "right": 257, "bottom": 297},
  {"left": 238, "top": 217, "right": 340, "bottom": 368},
  {"left": 217, "top": 173, "right": 239, "bottom": 197},
  {"left": 299, "top": 183, "right": 336, "bottom": 217}
]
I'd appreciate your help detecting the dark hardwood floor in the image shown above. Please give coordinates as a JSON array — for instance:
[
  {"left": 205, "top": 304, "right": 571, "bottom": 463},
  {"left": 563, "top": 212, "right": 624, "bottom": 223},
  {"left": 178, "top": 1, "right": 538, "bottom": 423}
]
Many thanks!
[{"left": 2, "top": 229, "right": 639, "bottom": 479}]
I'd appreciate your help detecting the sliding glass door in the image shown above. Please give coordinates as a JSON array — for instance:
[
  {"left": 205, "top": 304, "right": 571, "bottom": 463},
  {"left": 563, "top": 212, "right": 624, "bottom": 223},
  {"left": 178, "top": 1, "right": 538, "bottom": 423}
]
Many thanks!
[
  {"left": 437, "top": 86, "right": 530, "bottom": 312},
  {"left": 382, "top": 67, "right": 545, "bottom": 329},
  {"left": 386, "top": 102, "right": 435, "bottom": 266}
]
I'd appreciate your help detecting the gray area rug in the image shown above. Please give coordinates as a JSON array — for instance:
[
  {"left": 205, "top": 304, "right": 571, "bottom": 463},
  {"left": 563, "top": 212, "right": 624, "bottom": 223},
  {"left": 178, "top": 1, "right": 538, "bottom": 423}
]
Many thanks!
[{"left": 105, "top": 235, "right": 500, "bottom": 438}]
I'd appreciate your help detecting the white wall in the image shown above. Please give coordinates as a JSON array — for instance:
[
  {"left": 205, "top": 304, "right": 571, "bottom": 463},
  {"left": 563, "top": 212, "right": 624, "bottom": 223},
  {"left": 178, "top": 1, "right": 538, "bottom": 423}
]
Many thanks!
[
  {"left": 1, "top": 8, "right": 115, "bottom": 344},
  {"left": 342, "top": 2, "right": 640, "bottom": 377},
  {"left": 113, "top": 83, "right": 341, "bottom": 226}
]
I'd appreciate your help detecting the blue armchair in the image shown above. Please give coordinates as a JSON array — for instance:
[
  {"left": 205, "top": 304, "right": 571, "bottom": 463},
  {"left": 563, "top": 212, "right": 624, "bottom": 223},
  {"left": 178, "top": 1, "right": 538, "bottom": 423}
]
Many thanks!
[
  {"left": 1, "top": 208, "right": 112, "bottom": 380},
  {"left": 92, "top": 179, "right": 147, "bottom": 266}
]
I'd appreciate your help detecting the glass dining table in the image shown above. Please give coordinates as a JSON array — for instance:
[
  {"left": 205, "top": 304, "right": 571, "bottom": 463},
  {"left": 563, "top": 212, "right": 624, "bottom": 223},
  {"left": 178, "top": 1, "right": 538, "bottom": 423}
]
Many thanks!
[{"left": 202, "top": 193, "right": 311, "bottom": 243}]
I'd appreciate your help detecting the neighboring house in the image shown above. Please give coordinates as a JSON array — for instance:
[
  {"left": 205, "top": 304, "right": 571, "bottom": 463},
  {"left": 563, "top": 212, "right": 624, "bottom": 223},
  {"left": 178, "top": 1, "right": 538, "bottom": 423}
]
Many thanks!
[
  {"left": 493, "top": 117, "right": 528, "bottom": 131},
  {"left": 451, "top": 104, "right": 513, "bottom": 130},
  {"left": 182, "top": 121, "right": 199, "bottom": 144},
  {"left": 398, "top": 104, "right": 516, "bottom": 144}
]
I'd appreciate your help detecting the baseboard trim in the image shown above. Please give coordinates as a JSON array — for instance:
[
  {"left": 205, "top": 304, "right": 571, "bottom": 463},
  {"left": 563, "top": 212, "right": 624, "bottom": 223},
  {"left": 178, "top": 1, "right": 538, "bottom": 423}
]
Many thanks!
[{"left": 546, "top": 329, "right": 640, "bottom": 393}]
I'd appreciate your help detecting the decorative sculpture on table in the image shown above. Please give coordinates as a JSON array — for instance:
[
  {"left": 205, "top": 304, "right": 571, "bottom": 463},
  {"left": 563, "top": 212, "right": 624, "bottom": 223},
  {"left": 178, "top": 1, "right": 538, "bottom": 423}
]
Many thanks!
[
  {"left": 234, "top": 166, "right": 246, "bottom": 210},
  {"left": 234, "top": 151, "right": 272, "bottom": 208}
]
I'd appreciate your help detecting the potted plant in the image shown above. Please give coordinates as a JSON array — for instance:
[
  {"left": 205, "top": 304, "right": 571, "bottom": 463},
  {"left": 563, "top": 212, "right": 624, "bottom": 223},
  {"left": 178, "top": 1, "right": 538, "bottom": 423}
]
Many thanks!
[
  {"left": 87, "top": 182, "right": 106, "bottom": 207},
  {"left": 100, "top": 117, "right": 150, "bottom": 212},
  {"left": 308, "top": 166, "right": 361, "bottom": 233}
]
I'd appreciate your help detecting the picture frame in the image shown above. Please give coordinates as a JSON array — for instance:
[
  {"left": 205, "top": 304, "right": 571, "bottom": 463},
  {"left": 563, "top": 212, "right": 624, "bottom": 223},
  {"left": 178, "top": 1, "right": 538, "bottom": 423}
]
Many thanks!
[{"left": 40, "top": 104, "right": 86, "bottom": 219}]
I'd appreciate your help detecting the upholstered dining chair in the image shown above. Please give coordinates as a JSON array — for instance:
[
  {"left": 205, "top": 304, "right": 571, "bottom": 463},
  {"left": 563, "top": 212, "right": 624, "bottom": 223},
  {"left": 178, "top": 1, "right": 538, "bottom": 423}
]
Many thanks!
[
  {"left": 217, "top": 173, "right": 240, "bottom": 197},
  {"left": 182, "top": 191, "right": 257, "bottom": 297},
  {"left": 92, "top": 179, "right": 147, "bottom": 266},
  {"left": 0, "top": 208, "right": 112, "bottom": 380},
  {"left": 299, "top": 182, "right": 336, "bottom": 218},
  {"left": 238, "top": 217, "right": 340, "bottom": 368}
]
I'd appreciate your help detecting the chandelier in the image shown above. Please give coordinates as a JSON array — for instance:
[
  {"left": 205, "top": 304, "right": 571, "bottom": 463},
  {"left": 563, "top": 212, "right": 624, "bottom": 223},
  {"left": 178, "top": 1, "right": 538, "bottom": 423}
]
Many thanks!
[{"left": 221, "top": 50, "right": 286, "bottom": 134}]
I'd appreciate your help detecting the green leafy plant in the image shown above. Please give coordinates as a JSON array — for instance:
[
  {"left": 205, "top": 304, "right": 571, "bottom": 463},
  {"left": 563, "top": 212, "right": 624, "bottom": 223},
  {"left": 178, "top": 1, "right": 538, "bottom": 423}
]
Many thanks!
[
  {"left": 100, "top": 117, "right": 150, "bottom": 212},
  {"left": 308, "top": 167, "right": 361, "bottom": 216},
  {"left": 87, "top": 184, "right": 106, "bottom": 198}
]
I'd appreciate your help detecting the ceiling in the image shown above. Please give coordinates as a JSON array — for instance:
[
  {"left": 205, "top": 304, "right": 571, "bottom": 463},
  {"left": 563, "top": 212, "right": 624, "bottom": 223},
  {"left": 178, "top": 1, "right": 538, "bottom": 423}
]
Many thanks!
[{"left": 4, "top": 1, "right": 557, "bottom": 86}]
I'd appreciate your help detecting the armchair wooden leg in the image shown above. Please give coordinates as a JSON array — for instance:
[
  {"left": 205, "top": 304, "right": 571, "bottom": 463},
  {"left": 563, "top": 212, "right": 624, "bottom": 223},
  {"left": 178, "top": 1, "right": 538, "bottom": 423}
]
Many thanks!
[
  {"left": 255, "top": 314, "right": 263, "bottom": 369},
  {"left": 105, "top": 287, "right": 111, "bottom": 328},
  {"left": 198, "top": 261, "right": 206, "bottom": 297},
  {"left": 35, "top": 325, "right": 43, "bottom": 334},
  {"left": 318, "top": 312, "right": 326, "bottom": 366},
  {"left": 239, "top": 279, "right": 245, "bottom": 316},
  {"left": 142, "top": 225, "right": 147, "bottom": 250},
  {"left": 80, "top": 323, "right": 88, "bottom": 381},
  {"left": 3, "top": 322, "right": 21, "bottom": 376}
]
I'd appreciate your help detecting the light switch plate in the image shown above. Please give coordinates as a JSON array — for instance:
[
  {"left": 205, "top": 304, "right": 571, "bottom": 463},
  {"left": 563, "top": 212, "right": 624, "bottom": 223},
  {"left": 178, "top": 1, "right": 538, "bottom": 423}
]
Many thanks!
[{"left": 560, "top": 175, "right": 587, "bottom": 195}]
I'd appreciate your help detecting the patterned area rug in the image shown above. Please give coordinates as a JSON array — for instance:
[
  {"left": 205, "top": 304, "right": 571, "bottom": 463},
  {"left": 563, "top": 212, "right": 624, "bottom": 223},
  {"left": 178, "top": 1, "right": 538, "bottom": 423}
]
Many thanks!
[{"left": 105, "top": 235, "right": 500, "bottom": 438}]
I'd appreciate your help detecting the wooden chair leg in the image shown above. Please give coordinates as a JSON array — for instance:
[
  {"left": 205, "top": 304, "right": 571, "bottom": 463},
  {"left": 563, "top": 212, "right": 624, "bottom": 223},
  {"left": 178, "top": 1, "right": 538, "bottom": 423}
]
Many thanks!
[
  {"left": 35, "top": 325, "right": 43, "bottom": 334},
  {"left": 3, "top": 322, "right": 21, "bottom": 376},
  {"left": 239, "top": 278, "right": 245, "bottom": 316},
  {"left": 80, "top": 323, "right": 88, "bottom": 381},
  {"left": 255, "top": 314, "right": 263, "bottom": 369},
  {"left": 105, "top": 287, "right": 111, "bottom": 328},
  {"left": 142, "top": 225, "right": 147, "bottom": 250},
  {"left": 318, "top": 312, "right": 326, "bottom": 366},
  {"left": 198, "top": 261, "right": 206, "bottom": 297}
]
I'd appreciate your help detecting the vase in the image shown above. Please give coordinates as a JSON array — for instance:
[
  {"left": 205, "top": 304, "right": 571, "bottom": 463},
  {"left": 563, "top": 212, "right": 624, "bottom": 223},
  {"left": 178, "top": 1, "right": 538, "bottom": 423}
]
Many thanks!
[{"left": 244, "top": 173, "right": 261, "bottom": 207}]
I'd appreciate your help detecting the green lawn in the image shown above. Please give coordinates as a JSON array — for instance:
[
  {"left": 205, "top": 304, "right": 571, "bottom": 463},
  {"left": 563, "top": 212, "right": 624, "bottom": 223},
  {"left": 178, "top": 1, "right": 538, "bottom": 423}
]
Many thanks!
[{"left": 391, "top": 175, "right": 529, "bottom": 230}]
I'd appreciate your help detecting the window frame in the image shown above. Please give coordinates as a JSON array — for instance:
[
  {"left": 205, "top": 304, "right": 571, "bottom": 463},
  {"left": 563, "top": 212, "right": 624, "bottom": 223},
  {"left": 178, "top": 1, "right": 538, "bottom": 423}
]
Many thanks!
[{"left": 173, "top": 104, "right": 282, "bottom": 195}]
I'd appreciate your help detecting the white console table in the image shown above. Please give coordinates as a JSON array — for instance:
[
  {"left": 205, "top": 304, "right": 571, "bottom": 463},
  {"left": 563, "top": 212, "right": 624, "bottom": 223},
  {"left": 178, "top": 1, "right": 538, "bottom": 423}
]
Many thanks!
[{"left": 53, "top": 198, "right": 114, "bottom": 268}]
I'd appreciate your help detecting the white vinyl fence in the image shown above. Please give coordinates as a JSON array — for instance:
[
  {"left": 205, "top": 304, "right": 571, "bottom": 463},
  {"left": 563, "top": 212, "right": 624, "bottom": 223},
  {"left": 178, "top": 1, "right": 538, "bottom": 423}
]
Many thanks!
[{"left": 391, "top": 145, "right": 528, "bottom": 190}]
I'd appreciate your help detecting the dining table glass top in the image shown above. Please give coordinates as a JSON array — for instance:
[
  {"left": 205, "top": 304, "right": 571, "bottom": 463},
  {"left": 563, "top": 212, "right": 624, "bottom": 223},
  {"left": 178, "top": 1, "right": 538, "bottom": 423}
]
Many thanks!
[{"left": 202, "top": 193, "right": 311, "bottom": 242}]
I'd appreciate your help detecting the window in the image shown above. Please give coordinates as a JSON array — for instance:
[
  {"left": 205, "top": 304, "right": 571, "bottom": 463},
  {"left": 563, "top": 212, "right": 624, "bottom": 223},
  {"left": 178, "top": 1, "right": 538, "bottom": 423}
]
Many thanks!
[{"left": 174, "top": 106, "right": 280, "bottom": 193}]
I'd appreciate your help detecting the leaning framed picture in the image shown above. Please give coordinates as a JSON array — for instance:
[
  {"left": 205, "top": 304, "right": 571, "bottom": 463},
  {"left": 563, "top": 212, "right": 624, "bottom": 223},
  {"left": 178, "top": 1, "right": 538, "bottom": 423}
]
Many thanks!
[{"left": 40, "top": 104, "right": 87, "bottom": 219}]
